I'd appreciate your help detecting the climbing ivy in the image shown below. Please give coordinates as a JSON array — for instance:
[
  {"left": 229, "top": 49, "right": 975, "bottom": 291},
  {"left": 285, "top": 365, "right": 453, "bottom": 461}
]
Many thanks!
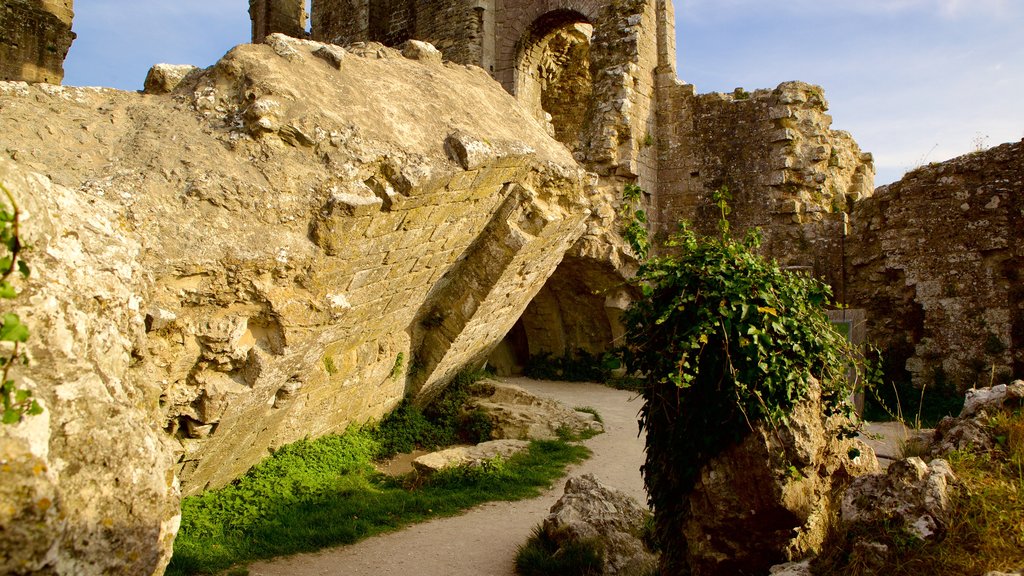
[
  {"left": 1, "top": 182, "right": 41, "bottom": 424},
  {"left": 619, "top": 187, "right": 857, "bottom": 570},
  {"left": 620, "top": 183, "right": 649, "bottom": 260}
]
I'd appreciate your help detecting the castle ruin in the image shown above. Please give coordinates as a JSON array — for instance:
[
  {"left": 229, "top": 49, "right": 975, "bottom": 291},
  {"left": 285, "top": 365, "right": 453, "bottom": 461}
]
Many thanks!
[{"left": 0, "top": 1, "right": 1020, "bottom": 574}]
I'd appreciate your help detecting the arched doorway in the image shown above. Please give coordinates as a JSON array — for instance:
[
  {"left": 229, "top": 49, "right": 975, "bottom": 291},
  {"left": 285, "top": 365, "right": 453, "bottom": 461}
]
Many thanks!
[{"left": 513, "top": 10, "right": 595, "bottom": 153}]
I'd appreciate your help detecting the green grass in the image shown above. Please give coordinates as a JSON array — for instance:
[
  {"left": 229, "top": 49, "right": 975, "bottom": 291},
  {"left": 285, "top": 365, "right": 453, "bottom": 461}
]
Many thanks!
[
  {"left": 167, "top": 370, "right": 591, "bottom": 576},
  {"left": 515, "top": 524, "right": 605, "bottom": 576},
  {"left": 169, "top": 438, "right": 589, "bottom": 575}
]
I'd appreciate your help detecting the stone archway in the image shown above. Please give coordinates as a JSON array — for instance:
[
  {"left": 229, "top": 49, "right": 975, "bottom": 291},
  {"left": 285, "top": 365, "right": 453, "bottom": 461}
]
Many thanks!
[{"left": 512, "top": 10, "right": 595, "bottom": 152}]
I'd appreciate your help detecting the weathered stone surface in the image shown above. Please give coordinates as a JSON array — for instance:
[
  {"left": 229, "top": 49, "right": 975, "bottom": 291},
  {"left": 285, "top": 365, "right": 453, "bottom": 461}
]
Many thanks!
[
  {"left": 0, "top": 0, "right": 75, "bottom": 84},
  {"left": 841, "top": 457, "right": 957, "bottom": 541},
  {"left": 682, "top": 378, "right": 879, "bottom": 575},
  {"left": 541, "top": 474, "right": 658, "bottom": 576},
  {"left": 468, "top": 380, "right": 604, "bottom": 440},
  {"left": 143, "top": 64, "right": 201, "bottom": 95},
  {"left": 848, "top": 140, "right": 1024, "bottom": 390},
  {"left": 412, "top": 439, "right": 529, "bottom": 474},
  {"left": 0, "top": 32, "right": 590, "bottom": 572},
  {"left": 249, "top": 0, "right": 307, "bottom": 43},
  {"left": 961, "top": 380, "right": 1024, "bottom": 418},
  {"left": 0, "top": 159, "right": 180, "bottom": 575}
]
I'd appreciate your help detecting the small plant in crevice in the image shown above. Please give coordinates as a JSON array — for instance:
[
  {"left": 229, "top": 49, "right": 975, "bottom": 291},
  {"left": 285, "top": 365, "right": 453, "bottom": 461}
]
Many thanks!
[
  {"left": 620, "top": 183, "right": 649, "bottom": 260},
  {"left": 322, "top": 354, "right": 337, "bottom": 375},
  {"left": 732, "top": 87, "right": 751, "bottom": 100},
  {"left": 390, "top": 352, "right": 404, "bottom": 380},
  {"left": 0, "top": 182, "right": 41, "bottom": 425}
]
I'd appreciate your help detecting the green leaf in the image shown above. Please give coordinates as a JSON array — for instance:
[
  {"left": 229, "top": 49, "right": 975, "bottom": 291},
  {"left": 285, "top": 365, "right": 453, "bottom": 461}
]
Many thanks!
[
  {"left": 0, "top": 313, "right": 30, "bottom": 342},
  {"left": 17, "top": 260, "right": 29, "bottom": 278},
  {"left": 3, "top": 409, "right": 20, "bottom": 425},
  {"left": 0, "top": 281, "right": 15, "bottom": 299}
]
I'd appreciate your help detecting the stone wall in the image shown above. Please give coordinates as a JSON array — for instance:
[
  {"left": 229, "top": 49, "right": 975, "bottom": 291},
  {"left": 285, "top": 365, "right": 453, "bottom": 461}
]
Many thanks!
[
  {"left": 656, "top": 80, "right": 875, "bottom": 289},
  {"left": 0, "top": 0, "right": 75, "bottom": 84},
  {"left": 249, "top": 0, "right": 307, "bottom": 42},
  {"left": 0, "top": 36, "right": 590, "bottom": 573},
  {"left": 848, "top": 140, "right": 1024, "bottom": 390}
]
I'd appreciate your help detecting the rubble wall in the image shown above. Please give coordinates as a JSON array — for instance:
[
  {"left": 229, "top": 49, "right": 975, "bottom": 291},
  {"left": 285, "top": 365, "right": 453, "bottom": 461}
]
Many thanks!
[
  {"left": 0, "top": 36, "right": 590, "bottom": 573},
  {"left": 0, "top": 0, "right": 75, "bottom": 84},
  {"left": 848, "top": 140, "right": 1024, "bottom": 390},
  {"left": 656, "top": 80, "right": 875, "bottom": 289}
]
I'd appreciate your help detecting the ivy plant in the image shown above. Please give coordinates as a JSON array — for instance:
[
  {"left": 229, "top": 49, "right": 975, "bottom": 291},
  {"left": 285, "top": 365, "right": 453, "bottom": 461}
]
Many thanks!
[
  {"left": 1, "top": 182, "right": 41, "bottom": 424},
  {"left": 618, "top": 186, "right": 857, "bottom": 568}
]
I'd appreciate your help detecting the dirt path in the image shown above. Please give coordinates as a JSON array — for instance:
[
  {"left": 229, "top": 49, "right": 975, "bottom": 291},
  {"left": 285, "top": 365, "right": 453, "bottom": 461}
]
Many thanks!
[{"left": 248, "top": 378, "right": 647, "bottom": 576}]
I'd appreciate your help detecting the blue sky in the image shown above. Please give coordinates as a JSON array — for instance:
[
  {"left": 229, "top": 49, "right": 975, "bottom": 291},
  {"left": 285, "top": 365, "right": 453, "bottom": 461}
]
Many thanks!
[{"left": 63, "top": 0, "right": 1024, "bottom": 185}]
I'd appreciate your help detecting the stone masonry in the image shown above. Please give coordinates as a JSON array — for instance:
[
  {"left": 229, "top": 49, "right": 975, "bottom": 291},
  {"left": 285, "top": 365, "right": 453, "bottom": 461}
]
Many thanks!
[
  {"left": 848, "top": 140, "right": 1024, "bottom": 391},
  {"left": 0, "top": 0, "right": 75, "bottom": 84}
]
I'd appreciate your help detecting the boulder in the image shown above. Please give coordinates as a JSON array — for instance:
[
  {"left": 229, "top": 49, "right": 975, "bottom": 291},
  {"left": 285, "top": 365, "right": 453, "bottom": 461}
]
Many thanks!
[
  {"left": 841, "top": 457, "right": 957, "bottom": 541},
  {"left": 142, "top": 64, "right": 200, "bottom": 94},
  {"left": 412, "top": 439, "right": 529, "bottom": 474},
  {"left": 682, "top": 377, "right": 879, "bottom": 575},
  {"left": 961, "top": 381, "right": 1024, "bottom": 418},
  {"left": 468, "top": 380, "right": 604, "bottom": 440},
  {"left": 540, "top": 474, "right": 658, "bottom": 575}
]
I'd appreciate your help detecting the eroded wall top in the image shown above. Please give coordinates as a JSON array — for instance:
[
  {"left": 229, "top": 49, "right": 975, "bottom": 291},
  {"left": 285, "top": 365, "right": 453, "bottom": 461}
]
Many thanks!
[{"left": 0, "top": 0, "right": 75, "bottom": 83}]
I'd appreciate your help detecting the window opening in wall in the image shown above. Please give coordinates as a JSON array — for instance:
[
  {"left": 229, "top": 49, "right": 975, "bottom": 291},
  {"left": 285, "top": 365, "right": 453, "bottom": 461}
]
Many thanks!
[
  {"left": 515, "top": 11, "right": 594, "bottom": 152},
  {"left": 305, "top": 0, "right": 312, "bottom": 33}
]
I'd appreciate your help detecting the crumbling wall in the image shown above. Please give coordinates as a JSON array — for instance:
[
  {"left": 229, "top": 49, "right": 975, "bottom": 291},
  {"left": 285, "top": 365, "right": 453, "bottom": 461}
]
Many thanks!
[
  {"left": 848, "top": 140, "right": 1024, "bottom": 390},
  {"left": 656, "top": 80, "right": 874, "bottom": 289},
  {"left": 0, "top": 35, "right": 590, "bottom": 573},
  {"left": 249, "top": 0, "right": 307, "bottom": 42},
  {"left": 311, "top": 0, "right": 369, "bottom": 45},
  {"left": 0, "top": 0, "right": 75, "bottom": 84}
]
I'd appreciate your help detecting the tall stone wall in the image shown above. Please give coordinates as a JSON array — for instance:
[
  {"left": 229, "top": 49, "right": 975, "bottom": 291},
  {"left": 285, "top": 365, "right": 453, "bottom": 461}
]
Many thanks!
[
  {"left": 0, "top": 35, "right": 590, "bottom": 573},
  {"left": 656, "top": 80, "right": 875, "bottom": 289},
  {"left": 848, "top": 140, "right": 1024, "bottom": 390},
  {"left": 0, "top": 0, "right": 75, "bottom": 84}
]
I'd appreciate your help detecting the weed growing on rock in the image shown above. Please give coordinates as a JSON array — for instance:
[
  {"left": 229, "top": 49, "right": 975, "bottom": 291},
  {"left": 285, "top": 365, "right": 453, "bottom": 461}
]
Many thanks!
[
  {"left": 515, "top": 524, "right": 605, "bottom": 576},
  {"left": 0, "top": 182, "right": 40, "bottom": 424},
  {"left": 622, "top": 187, "right": 859, "bottom": 572}
]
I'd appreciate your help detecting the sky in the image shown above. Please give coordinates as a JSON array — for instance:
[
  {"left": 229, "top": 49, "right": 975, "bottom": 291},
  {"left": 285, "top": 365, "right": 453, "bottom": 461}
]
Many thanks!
[{"left": 63, "top": 1, "right": 1024, "bottom": 185}]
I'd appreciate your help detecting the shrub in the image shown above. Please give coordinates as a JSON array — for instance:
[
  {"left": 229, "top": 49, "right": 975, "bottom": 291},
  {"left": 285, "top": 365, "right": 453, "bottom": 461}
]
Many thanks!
[
  {"left": 515, "top": 525, "right": 605, "bottom": 576},
  {"left": 621, "top": 188, "right": 857, "bottom": 572}
]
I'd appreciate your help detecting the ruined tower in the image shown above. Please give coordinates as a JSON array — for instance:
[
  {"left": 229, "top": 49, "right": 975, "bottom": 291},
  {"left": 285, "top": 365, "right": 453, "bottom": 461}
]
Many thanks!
[
  {"left": 249, "top": 0, "right": 308, "bottom": 42},
  {"left": 0, "top": 0, "right": 75, "bottom": 84}
]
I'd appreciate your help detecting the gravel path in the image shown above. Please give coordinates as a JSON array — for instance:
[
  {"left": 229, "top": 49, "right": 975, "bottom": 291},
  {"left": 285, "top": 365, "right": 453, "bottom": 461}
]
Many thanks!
[{"left": 248, "top": 378, "right": 647, "bottom": 576}]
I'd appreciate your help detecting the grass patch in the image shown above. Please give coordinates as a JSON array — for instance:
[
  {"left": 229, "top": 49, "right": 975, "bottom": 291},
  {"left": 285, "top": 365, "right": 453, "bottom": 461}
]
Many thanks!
[
  {"left": 169, "top": 439, "right": 590, "bottom": 575},
  {"left": 574, "top": 406, "right": 603, "bottom": 425},
  {"left": 168, "top": 370, "right": 588, "bottom": 575},
  {"left": 515, "top": 525, "right": 605, "bottom": 576},
  {"left": 814, "top": 409, "right": 1024, "bottom": 575}
]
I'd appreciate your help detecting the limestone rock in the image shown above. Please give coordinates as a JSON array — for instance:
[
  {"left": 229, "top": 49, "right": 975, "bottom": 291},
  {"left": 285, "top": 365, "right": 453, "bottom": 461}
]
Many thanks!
[
  {"left": 841, "top": 457, "right": 957, "bottom": 541},
  {"left": 0, "top": 32, "right": 589, "bottom": 572},
  {"left": 0, "top": 159, "right": 181, "bottom": 575},
  {"left": 961, "top": 381, "right": 1024, "bottom": 418},
  {"left": 143, "top": 64, "right": 200, "bottom": 95},
  {"left": 682, "top": 378, "right": 880, "bottom": 575},
  {"left": 468, "top": 380, "right": 604, "bottom": 440},
  {"left": 412, "top": 439, "right": 529, "bottom": 474},
  {"left": 541, "top": 474, "right": 658, "bottom": 576},
  {"left": 401, "top": 40, "right": 442, "bottom": 64}
]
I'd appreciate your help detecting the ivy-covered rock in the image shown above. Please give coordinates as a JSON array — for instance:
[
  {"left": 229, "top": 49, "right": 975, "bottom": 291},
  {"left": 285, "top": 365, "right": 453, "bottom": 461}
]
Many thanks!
[{"left": 622, "top": 216, "right": 875, "bottom": 574}]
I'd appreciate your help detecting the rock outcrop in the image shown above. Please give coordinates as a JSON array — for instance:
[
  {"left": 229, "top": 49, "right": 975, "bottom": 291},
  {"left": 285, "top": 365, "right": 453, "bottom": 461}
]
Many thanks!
[
  {"left": 0, "top": 0, "right": 75, "bottom": 84},
  {"left": 412, "top": 439, "right": 530, "bottom": 474},
  {"left": 0, "top": 35, "right": 591, "bottom": 574},
  {"left": 540, "top": 474, "right": 658, "bottom": 576},
  {"left": 468, "top": 380, "right": 604, "bottom": 440},
  {"left": 680, "top": 378, "right": 879, "bottom": 575}
]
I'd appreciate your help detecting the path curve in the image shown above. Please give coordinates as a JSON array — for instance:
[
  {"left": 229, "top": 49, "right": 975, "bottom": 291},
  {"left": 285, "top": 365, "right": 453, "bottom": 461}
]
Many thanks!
[{"left": 249, "top": 378, "right": 647, "bottom": 576}]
